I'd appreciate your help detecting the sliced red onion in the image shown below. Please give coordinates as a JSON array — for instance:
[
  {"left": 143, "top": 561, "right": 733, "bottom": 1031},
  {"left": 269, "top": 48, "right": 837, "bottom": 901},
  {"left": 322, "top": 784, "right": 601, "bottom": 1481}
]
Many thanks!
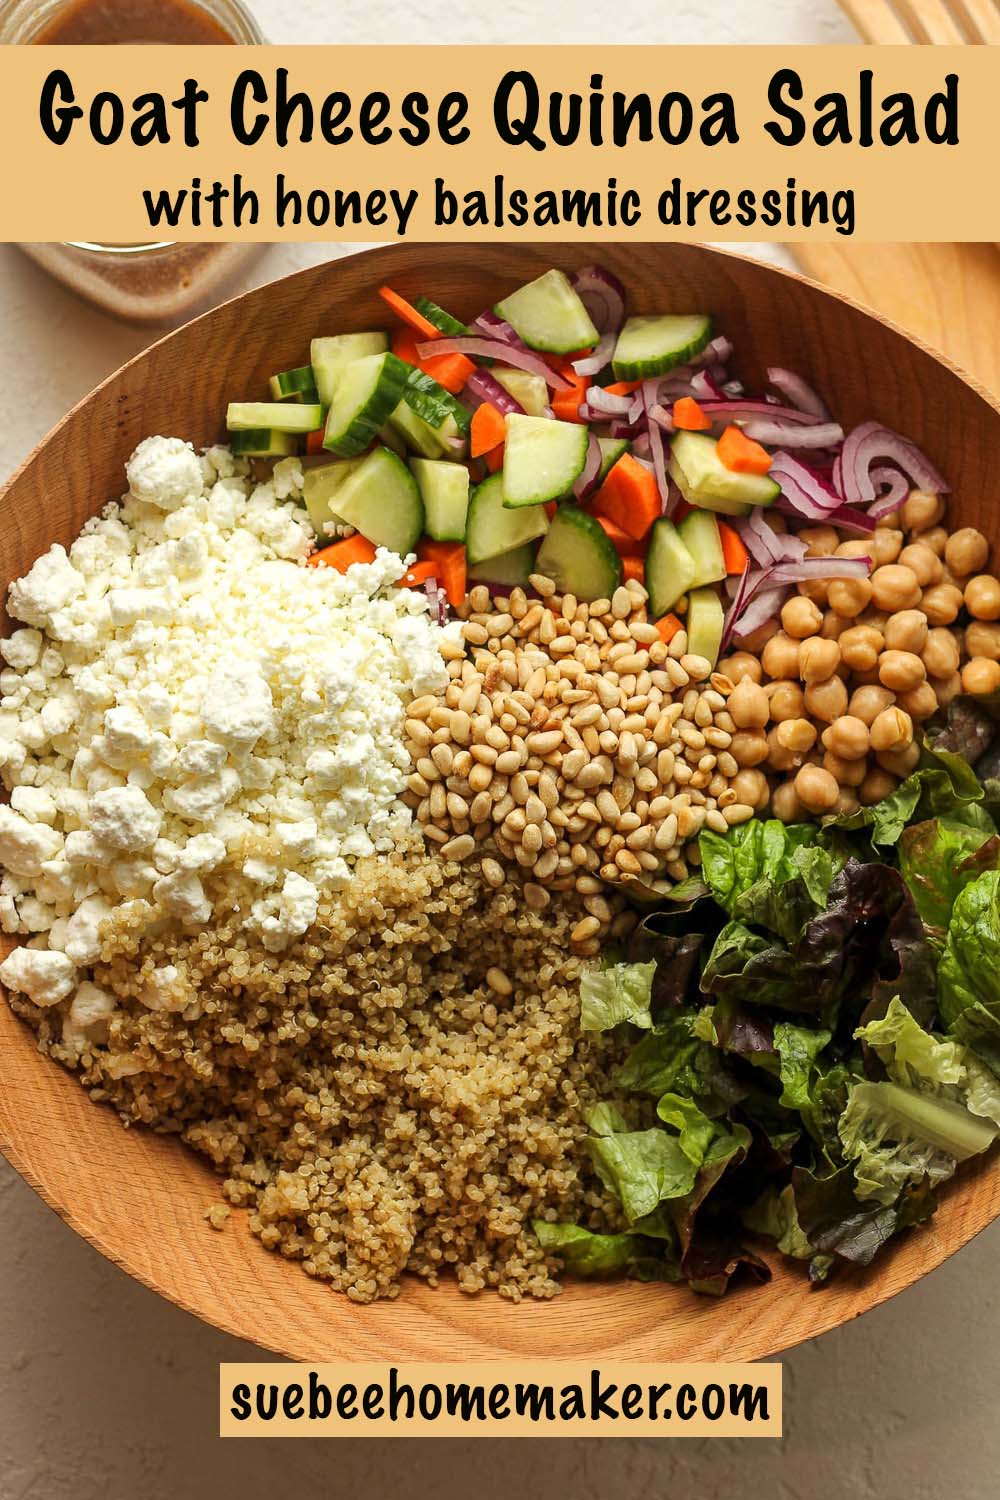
[
  {"left": 473, "top": 311, "right": 526, "bottom": 347},
  {"left": 464, "top": 368, "right": 524, "bottom": 417},
  {"left": 826, "top": 503, "right": 877, "bottom": 534},
  {"left": 735, "top": 511, "right": 808, "bottom": 567},
  {"left": 423, "top": 576, "right": 449, "bottom": 627},
  {"left": 631, "top": 431, "right": 651, "bottom": 461},
  {"left": 647, "top": 407, "right": 672, "bottom": 515},
  {"left": 585, "top": 384, "right": 634, "bottom": 416},
  {"left": 418, "top": 337, "right": 572, "bottom": 391},
  {"left": 571, "top": 265, "right": 626, "bottom": 334},
  {"left": 839, "top": 421, "right": 949, "bottom": 508},
  {"left": 720, "top": 563, "right": 754, "bottom": 653},
  {"left": 573, "top": 432, "right": 604, "bottom": 500},
  {"left": 691, "top": 370, "right": 725, "bottom": 400},
  {"left": 731, "top": 584, "right": 789, "bottom": 644},
  {"left": 868, "top": 465, "right": 910, "bottom": 521},
  {"left": 740, "top": 419, "right": 845, "bottom": 449},
  {"left": 695, "top": 399, "right": 822, "bottom": 426},
  {"left": 609, "top": 418, "right": 645, "bottom": 440},
  {"left": 572, "top": 331, "right": 616, "bottom": 378},
  {"left": 769, "top": 452, "right": 843, "bottom": 520},
  {"left": 647, "top": 402, "right": 675, "bottom": 433},
  {"left": 724, "top": 554, "right": 871, "bottom": 648},
  {"left": 766, "top": 367, "right": 830, "bottom": 420}
]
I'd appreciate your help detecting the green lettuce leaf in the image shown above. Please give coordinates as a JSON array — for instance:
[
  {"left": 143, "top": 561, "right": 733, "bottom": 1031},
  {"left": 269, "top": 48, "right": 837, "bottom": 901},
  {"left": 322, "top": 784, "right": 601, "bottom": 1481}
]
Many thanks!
[
  {"left": 899, "top": 817, "right": 999, "bottom": 947},
  {"left": 828, "top": 742, "right": 986, "bottom": 847},
  {"left": 773, "top": 1021, "right": 833, "bottom": 1111},
  {"left": 744, "top": 1183, "right": 835, "bottom": 1280},
  {"left": 791, "top": 1163, "right": 937, "bottom": 1270},
  {"left": 699, "top": 820, "right": 845, "bottom": 943},
  {"left": 939, "top": 870, "right": 1000, "bottom": 1056},
  {"left": 613, "top": 1012, "right": 746, "bottom": 1114},
  {"left": 580, "top": 960, "right": 656, "bottom": 1032},
  {"left": 588, "top": 1127, "right": 700, "bottom": 1222}
]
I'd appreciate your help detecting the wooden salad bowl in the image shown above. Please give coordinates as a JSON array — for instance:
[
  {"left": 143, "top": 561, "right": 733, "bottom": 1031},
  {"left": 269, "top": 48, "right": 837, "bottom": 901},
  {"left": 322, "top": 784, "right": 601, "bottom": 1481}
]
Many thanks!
[{"left": 2, "top": 242, "right": 1000, "bottom": 1364}]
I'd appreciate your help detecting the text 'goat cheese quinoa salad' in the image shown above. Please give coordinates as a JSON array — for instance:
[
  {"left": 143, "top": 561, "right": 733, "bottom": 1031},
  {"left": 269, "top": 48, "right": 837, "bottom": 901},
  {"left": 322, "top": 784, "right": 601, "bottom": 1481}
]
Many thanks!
[{"left": 4, "top": 264, "right": 1000, "bottom": 1303}]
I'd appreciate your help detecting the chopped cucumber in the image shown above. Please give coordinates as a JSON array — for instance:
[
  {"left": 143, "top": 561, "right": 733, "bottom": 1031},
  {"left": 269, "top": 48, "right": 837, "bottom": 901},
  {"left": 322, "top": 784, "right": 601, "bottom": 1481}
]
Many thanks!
[
  {"left": 330, "top": 445, "right": 424, "bottom": 556},
  {"left": 400, "top": 365, "right": 471, "bottom": 436},
  {"left": 410, "top": 458, "right": 470, "bottom": 542},
  {"left": 389, "top": 400, "right": 451, "bottom": 459},
  {"left": 413, "top": 295, "right": 468, "bottom": 336},
  {"left": 323, "top": 352, "right": 410, "bottom": 457},
  {"left": 311, "top": 332, "right": 388, "bottom": 407},
  {"left": 303, "top": 458, "right": 363, "bottom": 538},
  {"left": 502, "top": 415, "right": 589, "bottom": 509},
  {"left": 269, "top": 364, "right": 320, "bottom": 403},
  {"left": 467, "top": 541, "right": 537, "bottom": 588},
  {"left": 466, "top": 473, "right": 549, "bottom": 566},
  {"left": 494, "top": 268, "right": 599, "bottom": 356},
  {"left": 677, "top": 509, "right": 726, "bottom": 590},
  {"left": 596, "top": 436, "right": 629, "bottom": 486},
  {"left": 227, "top": 402, "right": 323, "bottom": 435},
  {"left": 229, "top": 429, "right": 298, "bottom": 458},
  {"left": 494, "top": 367, "right": 549, "bottom": 417},
  {"left": 534, "top": 506, "right": 622, "bottom": 603},
  {"left": 686, "top": 587, "right": 725, "bottom": 668},
  {"left": 669, "top": 431, "right": 779, "bottom": 514},
  {"left": 612, "top": 314, "right": 712, "bottom": 381},
  {"left": 645, "top": 518, "right": 698, "bottom": 620}
]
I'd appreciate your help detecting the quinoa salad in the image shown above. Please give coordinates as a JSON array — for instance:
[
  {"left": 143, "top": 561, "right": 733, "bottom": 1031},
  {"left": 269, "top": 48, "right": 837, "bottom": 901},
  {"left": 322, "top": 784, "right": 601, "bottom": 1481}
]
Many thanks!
[{"left": 3, "top": 265, "right": 1000, "bottom": 1304}]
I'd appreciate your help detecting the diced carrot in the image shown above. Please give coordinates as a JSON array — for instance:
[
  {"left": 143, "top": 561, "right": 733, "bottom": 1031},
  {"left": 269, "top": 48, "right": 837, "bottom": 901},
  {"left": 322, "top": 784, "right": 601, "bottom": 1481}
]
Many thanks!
[
  {"left": 622, "top": 556, "right": 645, "bottom": 584},
  {"left": 306, "top": 428, "right": 326, "bottom": 455},
  {"left": 378, "top": 285, "right": 439, "bottom": 339},
  {"left": 603, "top": 380, "right": 643, "bottom": 396},
  {"left": 672, "top": 396, "right": 712, "bottom": 432},
  {"left": 551, "top": 371, "right": 589, "bottom": 424},
  {"left": 417, "top": 540, "right": 467, "bottom": 609},
  {"left": 485, "top": 445, "right": 505, "bottom": 474},
  {"left": 591, "top": 453, "right": 661, "bottom": 542},
  {"left": 307, "top": 535, "right": 377, "bottom": 571},
  {"left": 718, "top": 424, "right": 773, "bottom": 476},
  {"left": 718, "top": 521, "right": 749, "bottom": 576},
  {"left": 399, "top": 560, "right": 439, "bottom": 589},
  {"left": 391, "top": 328, "right": 474, "bottom": 396},
  {"left": 655, "top": 612, "right": 684, "bottom": 643},
  {"left": 471, "top": 402, "right": 507, "bottom": 458},
  {"left": 594, "top": 515, "right": 642, "bottom": 557}
]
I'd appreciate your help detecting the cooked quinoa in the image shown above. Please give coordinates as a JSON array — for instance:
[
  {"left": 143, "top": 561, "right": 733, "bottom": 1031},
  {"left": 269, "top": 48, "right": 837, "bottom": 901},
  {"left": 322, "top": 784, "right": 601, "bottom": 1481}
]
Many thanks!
[{"left": 15, "top": 849, "right": 621, "bottom": 1302}]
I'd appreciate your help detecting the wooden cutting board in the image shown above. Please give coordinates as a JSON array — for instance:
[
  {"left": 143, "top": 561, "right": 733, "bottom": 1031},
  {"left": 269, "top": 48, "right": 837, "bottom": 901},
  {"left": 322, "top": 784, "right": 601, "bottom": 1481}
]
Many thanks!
[{"left": 794, "top": 243, "right": 1000, "bottom": 399}]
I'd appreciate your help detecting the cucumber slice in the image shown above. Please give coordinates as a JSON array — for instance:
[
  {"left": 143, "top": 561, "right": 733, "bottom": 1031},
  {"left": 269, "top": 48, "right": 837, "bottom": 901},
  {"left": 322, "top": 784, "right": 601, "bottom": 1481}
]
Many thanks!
[
  {"left": 686, "top": 586, "right": 725, "bottom": 668},
  {"left": 669, "top": 431, "right": 779, "bottom": 514},
  {"left": 229, "top": 429, "right": 298, "bottom": 458},
  {"left": 676, "top": 509, "right": 726, "bottom": 590},
  {"left": 303, "top": 458, "right": 363, "bottom": 538},
  {"left": 612, "top": 315, "right": 712, "bottom": 381},
  {"left": 410, "top": 458, "right": 470, "bottom": 542},
  {"left": 227, "top": 402, "right": 323, "bottom": 435},
  {"left": 466, "top": 473, "right": 549, "bottom": 566},
  {"left": 645, "top": 518, "right": 698, "bottom": 620},
  {"left": 413, "top": 295, "right": 468, "bottom": 336},
  {"left": 311, "top": 332, "right": 388, "bottom": 407},
  {"left": 494, "top": 367, "right": 549, "bottom": 417},
  {"left": 389, "top": 400, "right": 449, "bottom": 459},
  {"left": 400, "top": 365, "right": 472, "bottom": 436},
  {"left": 494, "top": 269, "right": 599, "bottom": 356},
  {"left": 534, "top": 506, "right": 623, "bottom": 603},
  {"left": 467, "top": 541, "right": 537, "bottom": 588},
  {"left": 269, "top": 365, "right": 320, "bottom": 403},
  {"left": 596, "top": 436, "right": 630, "bottom": 486},
  {"left": 502, "top": 415, "right": 589, "bottom": 509},
  {"left": 330, "top": 445, "right": 424, "bottom": 556},
  {"left": 323, "top": 353, "right": 410, "bottom": 458}
]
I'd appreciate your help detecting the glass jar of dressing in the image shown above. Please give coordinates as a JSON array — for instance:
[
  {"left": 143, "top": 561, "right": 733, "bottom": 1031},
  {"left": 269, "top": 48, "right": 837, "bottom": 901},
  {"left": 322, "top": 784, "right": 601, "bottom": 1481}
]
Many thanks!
[{"left": 0, "top": 0, "right": 266, "bottom": 324}]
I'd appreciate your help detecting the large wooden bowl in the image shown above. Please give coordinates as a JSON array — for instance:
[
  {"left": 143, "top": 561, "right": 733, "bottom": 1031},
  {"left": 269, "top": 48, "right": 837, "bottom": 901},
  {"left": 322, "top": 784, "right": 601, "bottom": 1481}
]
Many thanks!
[{"left": 2, "top": 243, "right": 999, "bottom": 1364}]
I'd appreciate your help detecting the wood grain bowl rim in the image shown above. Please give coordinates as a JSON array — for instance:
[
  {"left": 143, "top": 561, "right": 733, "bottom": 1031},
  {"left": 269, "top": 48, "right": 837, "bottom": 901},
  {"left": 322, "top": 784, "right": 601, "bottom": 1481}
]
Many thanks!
[{"left": 1, "top": 240, "right": 999, "bottom": 1364}]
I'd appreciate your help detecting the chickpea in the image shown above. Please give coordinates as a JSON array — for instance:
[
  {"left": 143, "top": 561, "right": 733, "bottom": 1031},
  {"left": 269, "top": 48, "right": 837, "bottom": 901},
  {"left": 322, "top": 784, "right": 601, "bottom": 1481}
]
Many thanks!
[
  {"left": 775, "top": 718, "right": 818, "bottom": 754},
  {"left": 832, "top": 788, "right": 861, "bottom": 817},
  {"left": 827, "top": 576, "right": 874, "bottom": 619},
  {"left": 965, "top": 621, "right": 1000, "bottom": 662},
  {"left": 965, "top": 575, "right": 1000, "bottom": 622},
  {"left": 822, "top": 715, "right": 870, "bottom": 760},
  {"left": 718, "top": 652, "right": 763, "bottom": 686},
  {"left": 871, "top": 564, "right": 922, "bottom": 613},
  {"left": 859, "top": 608, "right": 891, "bottom": 633},
  {"left": 799, "top": 636, "right": 841, "bottom": 684},
  {"left": 847, "top": 666, "right": 883, "bottom": 689},
  {"left": 729, "top": 677, "right": 770, "bottom": 730},
  {"left": 921, "top": 526, "right": 949, "bottom": 557},
  {"left": 822, "top": 611, "right": 850, "bottom": 641},
  {"left": 766, "top": 726, "right": 803, "bottom": 772},
  {"left": 946, "top": 527, "right": 990, "bottom": 578},
  {"left": 730, "top": 730, "right": 770, "bottom": 767},
  {"left": 794, "top": 764, "right": 840, "bottom": 814},
  {"left": 772, "top": 781, "right": 805, "bottom": 823},
  {"left": 822, "top": 751, "right": 868, "bottom": 788},
  {"left": 921, "top": 583, "right": 964, "bottom": 625},
  {"left": 781, "top": 594, "right": 824, "bottom": 640},
  {"left": 878, "top": 649, "right": 927, "bottom": 693},
  {"left": 762, "top": 631, "right": 801, "bottom": 680},
  {"left": 935, "top": 672, "right": 963, "bottom": 708},
  {"left": 897, "top": 543, "right": 943, "bottom": 587},
  {"left": 860, "top": 767, "right": 899, "bottom": 806},
  {"left": 766, "top": 680, "right": 806, "bottom": 722},
  {"left": 962, "top": 658, "right": 1000, "bottom": 695},
  {"left": 732, "top": 768, "right": 769, "bottom": 809},
  {"left": 849, "top": 684, "right": 896, "bottom": 725},
  {"left": 870, "top": 706, "right": 914, "bottom": 753},
  {"left": 797, "top": 579, "right": 829, "bottom": 609},
  {"left": 942, "top": 565, "right": 970, "bottom": 592},
  {"left": 839, "top": 625, "right": 884, "bottom": 673},
  {"left": 900, "top": 489, "right": 944, "bottom": 534},
  {"left": 804, "top": 675, "right": 849, "bottom": 723},
  {"left": 896, "top": 681, "right": 939, "bottom": 721},
  {"left": 883, "top": 610, "right": 928, "bottom": 654},
  {"left": 877, "top": 742, "right": 921, "bottom": 778},
  {"left": 870, "top": 529, "right": 904, "bottom": 567},
  {"left": 920, "top": 627, "right": 960, "bottom": 679},
  {"left": 836, "top": 539, "right": 873, "bottom": 561},
  {"left": 799, "top": 525, "right": 840, "bottom": 557},
  {"left": 737, "top": 619, "right": 779, "bottom": 655}
]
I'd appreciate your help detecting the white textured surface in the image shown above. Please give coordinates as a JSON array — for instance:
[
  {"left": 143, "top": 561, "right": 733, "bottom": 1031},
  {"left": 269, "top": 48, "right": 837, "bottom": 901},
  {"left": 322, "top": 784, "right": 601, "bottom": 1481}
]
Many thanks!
[{"left": 4, "top": 0, "right": 1000, "bottom": 1490}]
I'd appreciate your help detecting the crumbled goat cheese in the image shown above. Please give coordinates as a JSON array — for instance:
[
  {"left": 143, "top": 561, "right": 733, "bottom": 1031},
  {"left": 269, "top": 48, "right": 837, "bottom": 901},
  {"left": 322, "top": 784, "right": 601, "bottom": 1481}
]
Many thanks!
[{"left": 0, "top": 436, "right": 454, "bottom": 1031}]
